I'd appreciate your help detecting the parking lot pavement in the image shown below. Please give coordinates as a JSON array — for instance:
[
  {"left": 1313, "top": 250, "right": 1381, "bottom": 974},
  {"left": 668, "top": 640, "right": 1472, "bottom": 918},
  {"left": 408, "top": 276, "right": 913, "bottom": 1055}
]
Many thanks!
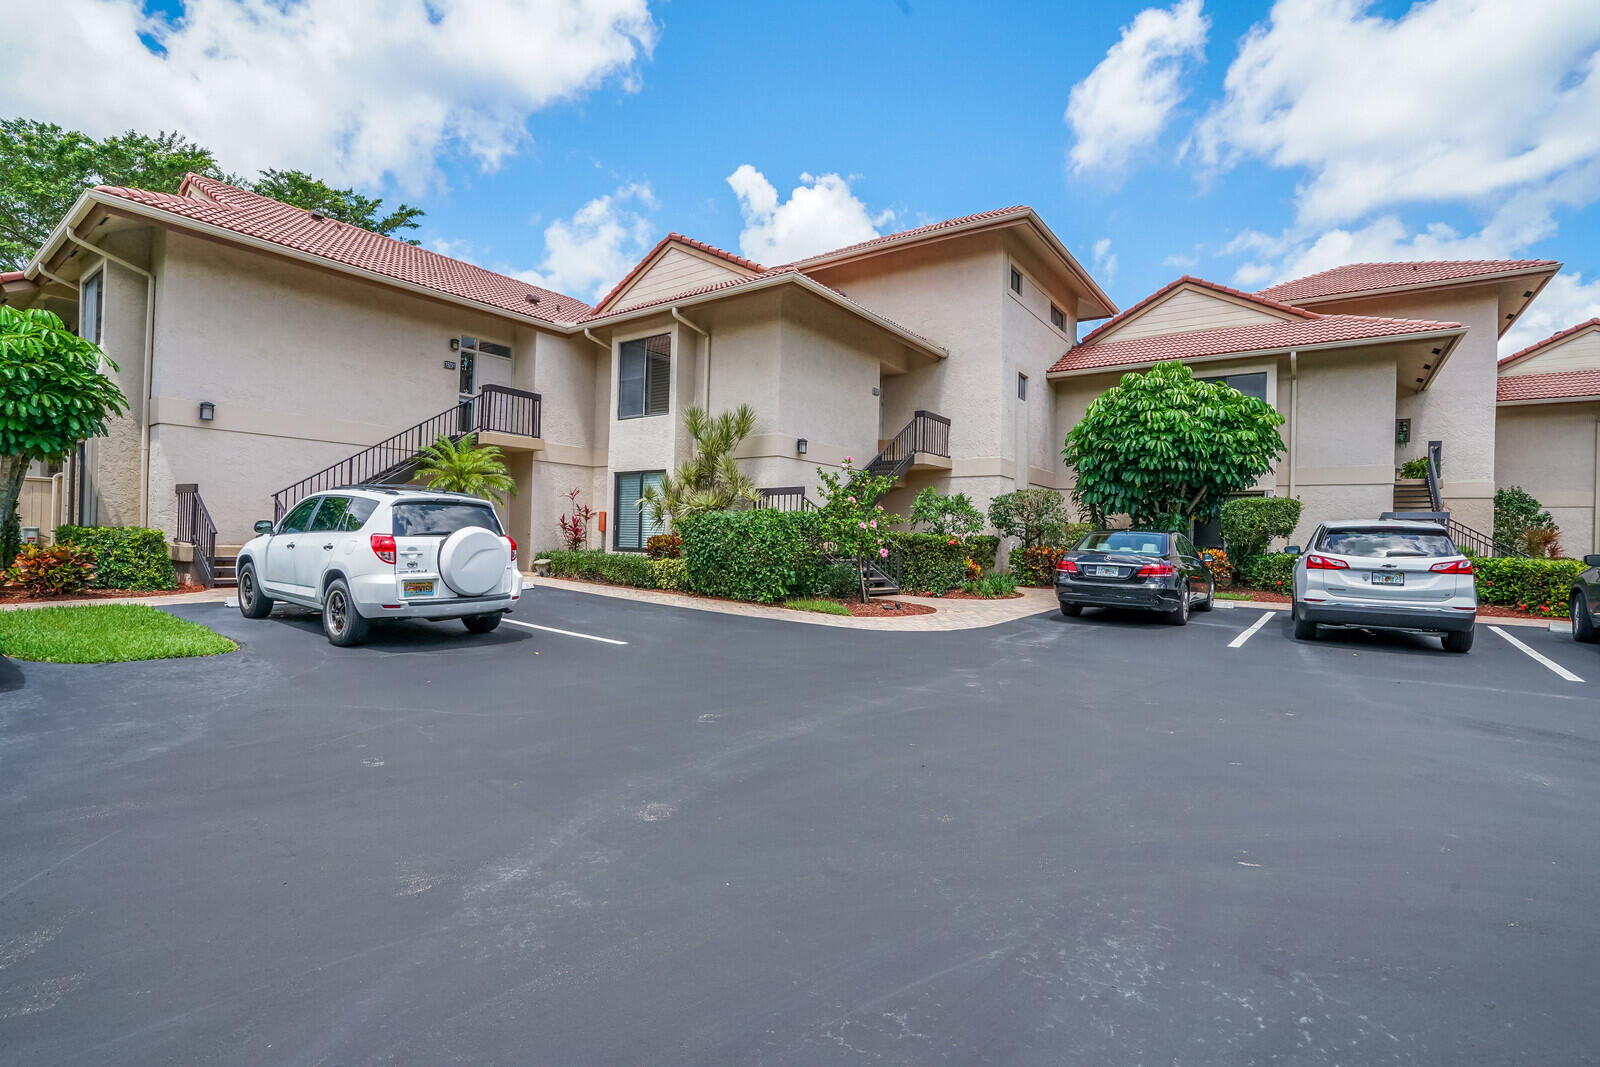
[{"left": 3, "top": 588, "right": 1599, "bottom": 1064}]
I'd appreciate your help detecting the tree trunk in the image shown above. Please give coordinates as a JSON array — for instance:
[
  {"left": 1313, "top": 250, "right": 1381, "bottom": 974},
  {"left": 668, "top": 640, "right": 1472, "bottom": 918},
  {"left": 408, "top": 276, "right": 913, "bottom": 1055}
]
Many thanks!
[{"left": 0, "top": 454, "right": 29, "bottom": 528}]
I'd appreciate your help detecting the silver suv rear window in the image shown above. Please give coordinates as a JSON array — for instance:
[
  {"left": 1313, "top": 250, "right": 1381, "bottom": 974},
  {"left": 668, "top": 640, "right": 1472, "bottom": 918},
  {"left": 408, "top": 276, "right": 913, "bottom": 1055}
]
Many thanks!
[
  {"left": 1317, "top": 528, "right": 1456, "bottom": 558},
  {"left": 391, "top": 501, "right": 501, "bottom": 537}
]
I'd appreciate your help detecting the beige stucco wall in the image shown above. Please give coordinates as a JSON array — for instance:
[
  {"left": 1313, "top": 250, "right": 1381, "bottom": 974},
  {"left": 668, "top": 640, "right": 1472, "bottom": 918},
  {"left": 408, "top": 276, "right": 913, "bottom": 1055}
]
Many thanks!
[
  {"left": 1495, "top": 401, "right": 1600, "bottom": 555},
  {"left": 80, "top": 235, "right": 153, "bottom": 529},
  {"left": 1287, "top": 347, "right": 1399, "bottom": 544}
]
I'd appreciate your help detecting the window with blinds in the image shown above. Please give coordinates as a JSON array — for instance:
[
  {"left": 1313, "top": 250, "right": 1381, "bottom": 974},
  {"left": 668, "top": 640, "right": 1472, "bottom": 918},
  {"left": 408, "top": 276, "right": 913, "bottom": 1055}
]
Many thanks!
[
  {"left": 614, "top": 470, "right": 667, "bottom": 551},
  {"left": 619, "top": 333, "right": 671, "bottom": 418}
]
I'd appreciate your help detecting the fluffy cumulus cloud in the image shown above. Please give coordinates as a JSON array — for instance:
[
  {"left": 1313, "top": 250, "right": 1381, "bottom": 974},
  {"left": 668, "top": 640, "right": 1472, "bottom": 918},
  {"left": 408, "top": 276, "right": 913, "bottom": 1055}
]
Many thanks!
[
  {"left": 725, "top": 166, "right": 892, "bottom": 264},
  {"left": 516, "top": 183, "right": 658, "bottom": 302},
  {"left": 0, "top": 0, "right": 658, "bottom": 190},
  {"left": 1188, "top": 0, "right": 1600, "bottom": 227},
  {"left": 1065, "top": 0, "right": 1209, "bottom": 175}
]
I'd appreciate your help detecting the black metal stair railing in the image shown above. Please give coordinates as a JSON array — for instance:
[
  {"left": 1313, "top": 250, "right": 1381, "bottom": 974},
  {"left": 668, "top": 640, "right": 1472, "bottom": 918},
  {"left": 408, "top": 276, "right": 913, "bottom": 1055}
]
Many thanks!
[
  {"left": 271, "top": 384, "right": 541, "bottom": 519},
  {"left": 864, "top": 410, "right": 951, "bottom": 483},
  {"left": 1407, "top": 440, "right": 1523, "bottom": 558},
  {"left": 175, "top": 483, "right": 217, "bottom": 588}
]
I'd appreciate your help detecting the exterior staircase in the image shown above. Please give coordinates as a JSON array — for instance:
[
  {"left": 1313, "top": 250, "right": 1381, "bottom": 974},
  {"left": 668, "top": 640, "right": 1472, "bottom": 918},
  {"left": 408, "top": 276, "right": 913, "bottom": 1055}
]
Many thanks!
[
  {"left": 1392, "top": 478, "right": 1435, "bottom": 512},
  {"left": 1390, "top": 441, "right": 1521, "bottom": 558}
]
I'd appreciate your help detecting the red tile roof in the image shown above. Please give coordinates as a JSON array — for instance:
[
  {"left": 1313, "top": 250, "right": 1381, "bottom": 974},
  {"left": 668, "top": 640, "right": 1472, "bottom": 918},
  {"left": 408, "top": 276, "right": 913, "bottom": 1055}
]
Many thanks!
[
  {"left": 1079, "top": 275, "right": 1314, "bottom": 346},
  {"left": 1049, "top": 312, "right": 1462, "bottom": 375},
  {"left": 789, "top": 206, "right": 1032, "bottom": 265},
  {"left": 1257, "top": 260, "right": 1559, "bottom": 305},
  {"left": 95, "top": 174, "right": 592, "bottom": 324},
  {"left": 594, "top": 233, "right": 764, "bottom": 313},
  {"left": 1497, "top": 368, "right": 1600, "bottom": 403},
  {"left": 1497, "top": 318, "right": 1600, "bottom": 370}
]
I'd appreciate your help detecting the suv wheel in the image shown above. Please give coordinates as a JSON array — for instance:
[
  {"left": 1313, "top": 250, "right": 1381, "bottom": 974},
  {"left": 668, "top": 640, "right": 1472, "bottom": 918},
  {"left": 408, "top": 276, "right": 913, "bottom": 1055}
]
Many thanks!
[
  {"left": 1442, "top": 627, "right": 1474, "bottom": 654},
  {"left": 1292, "top": 602, "right": 1318, "bottom": 641},
  {"left": 322, "top": 578, "right": 370, "bottom": 647},
  {"left": 237, "top": 562, "right": 273, "bottom": 619},
  {"left": 463, "top": 613, "right": 502, "bottom": 634},
  {"left": 1573, "top": 592, "right": 1598, "bottom": 643}
]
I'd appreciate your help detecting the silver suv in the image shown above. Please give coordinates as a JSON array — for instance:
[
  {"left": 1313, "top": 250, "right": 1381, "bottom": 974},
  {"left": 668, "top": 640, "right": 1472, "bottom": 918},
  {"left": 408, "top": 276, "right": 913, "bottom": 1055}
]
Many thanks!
[{"left": 236, "top": 487, "right": 523, "bottom": 646}]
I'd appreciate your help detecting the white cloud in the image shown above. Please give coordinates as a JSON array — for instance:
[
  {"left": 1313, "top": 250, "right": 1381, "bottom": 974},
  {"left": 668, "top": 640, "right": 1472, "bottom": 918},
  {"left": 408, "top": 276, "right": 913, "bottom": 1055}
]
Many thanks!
[
  {"left": 0, "top": 0, "right": 658, "bottom": 191},
  {"left": 725, "top": 166, "right": 892, "bottom": 264},
  {"left": 517, "top": 183, "right": 657, "bottom": 302},
  {"left": 1066, "top": 0, "right": 1209, "bottom": 175},
  {"left": 1501, "top": 273, "right": 1600, "bottom": 357},
  {"left": 1189, "top": 0, "right": 1600, "bottom": 226},
  {"left": 1092, "top": 238, "right": 1119, "bottom": 283}
]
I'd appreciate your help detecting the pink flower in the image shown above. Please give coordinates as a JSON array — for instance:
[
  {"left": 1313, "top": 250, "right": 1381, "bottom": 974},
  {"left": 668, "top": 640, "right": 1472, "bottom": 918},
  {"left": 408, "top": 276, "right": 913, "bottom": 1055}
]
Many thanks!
[
  {"left": 879, "top": 548, "right": 889, "bottom": 558},
  {"left": 875, "top": 504, "right": 884, "bottom": 512},
  {"left": 858, "top": 521, "right": 867, "bottom": 529},
  {"left": 869, "top": 520, "right": 877, "bottom": 529},
  {"left": 948, "top": 538, "right": 957, "bottom": 545},
  {"left": 847, "top": 496, "right": 856, "bottom": 504},
  {"left": 843, "top": 456, "right": 853, "bottom": 464}
]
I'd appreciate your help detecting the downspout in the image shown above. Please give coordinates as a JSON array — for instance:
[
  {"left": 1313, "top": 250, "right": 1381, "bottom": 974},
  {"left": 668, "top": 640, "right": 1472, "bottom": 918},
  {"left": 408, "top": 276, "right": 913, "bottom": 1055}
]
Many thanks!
[
  {"left": 1593, "top": 419, "right": 1599, "bottom": 554},
  {"left": 670, "top": 307, "right": 709, "bottom": 410},
  {"left": 582, "top": 327, "right": 609, "bottom": 351},
  {"left": 1288, "top": 351, "right": 1299, "bottom": 502},
  {"left": 66, "top": 227, "right": 157, "bottom": 527}
]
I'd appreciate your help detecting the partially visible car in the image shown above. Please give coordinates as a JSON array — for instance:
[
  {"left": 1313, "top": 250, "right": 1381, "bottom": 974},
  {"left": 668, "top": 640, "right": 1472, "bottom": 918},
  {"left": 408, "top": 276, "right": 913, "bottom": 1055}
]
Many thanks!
[
  {"left": 1290, "top": 519, "right": 1476, "bottom": 652},
  {"left": 1054, "top": 529, "right": 1214, "bottom": 626},
  {"left": 235, "top": 486, "right": 522, "bottom": 646},
  {"left": 1571, "top": 554, "right": 1600, "bottom": 643}
]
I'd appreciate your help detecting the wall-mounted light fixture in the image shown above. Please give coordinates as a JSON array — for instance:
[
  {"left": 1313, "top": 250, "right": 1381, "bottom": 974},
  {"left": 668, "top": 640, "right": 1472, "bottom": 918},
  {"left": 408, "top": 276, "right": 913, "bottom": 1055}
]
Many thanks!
[
  {"left": 796, "top": 438, "right": 808, "bottom": 455},
  {"left": 871, "top": 386, "right": 880, "bottom": 396},
  {"left": 449, "top": 338, "right": 461, "bottom": 351},
  {"left": 198, "top": 401, "right": 215, "bottom": 422}
]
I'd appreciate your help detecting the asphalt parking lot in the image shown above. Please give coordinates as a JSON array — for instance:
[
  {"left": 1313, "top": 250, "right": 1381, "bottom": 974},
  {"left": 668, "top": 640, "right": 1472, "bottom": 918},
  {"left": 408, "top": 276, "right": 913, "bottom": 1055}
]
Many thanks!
[{"left": 2, "top": 589, "right": 1598, "bottom": 1065}]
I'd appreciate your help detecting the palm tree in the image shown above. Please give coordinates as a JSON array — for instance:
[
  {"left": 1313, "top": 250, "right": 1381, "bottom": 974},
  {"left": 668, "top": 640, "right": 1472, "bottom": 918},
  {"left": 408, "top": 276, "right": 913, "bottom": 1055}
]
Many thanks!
[
  {"left": 640, "top": 404, "right": 760, "bottom": 528},
  {"left": 414, "top": 433, "right": 517, "bottom": 504}
]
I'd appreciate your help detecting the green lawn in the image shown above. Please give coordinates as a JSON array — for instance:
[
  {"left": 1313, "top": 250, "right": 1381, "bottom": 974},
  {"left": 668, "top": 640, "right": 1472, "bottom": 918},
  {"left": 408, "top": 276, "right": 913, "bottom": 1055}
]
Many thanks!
[
  {"left": 0, "top": 604, "right": 237, "bottom": 663},
  {"left": 1216, "top": 591, "right": 1256, "bottom": 601},
  {"left": 783, "top": 598, "right": 852, "bottom": 616}
]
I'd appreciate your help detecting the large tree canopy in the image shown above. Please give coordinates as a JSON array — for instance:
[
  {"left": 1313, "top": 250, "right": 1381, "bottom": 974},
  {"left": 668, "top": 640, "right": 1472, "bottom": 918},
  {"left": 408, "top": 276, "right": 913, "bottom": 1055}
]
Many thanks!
[
  {"left": 1062, "top": 360, "right": 1286, "bottom": 529},
  {"left": 0, "top": 119, "right": 423, "bottom": 269}
]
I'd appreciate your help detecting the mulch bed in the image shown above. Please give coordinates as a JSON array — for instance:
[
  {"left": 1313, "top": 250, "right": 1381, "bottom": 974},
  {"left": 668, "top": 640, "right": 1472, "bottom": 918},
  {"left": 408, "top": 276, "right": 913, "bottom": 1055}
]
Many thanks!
[
  {"left": 1218, "top": 587, "right": 1563, "bottom": 622},
  {"left": 907, "top": 589, "right": 1023, "bottom": 601},
  {"left": 0, "top": 583, "right": 209, "bottom": 606},
  {"left": 837, "top": 599, "right": 935, "bottom": 618}
]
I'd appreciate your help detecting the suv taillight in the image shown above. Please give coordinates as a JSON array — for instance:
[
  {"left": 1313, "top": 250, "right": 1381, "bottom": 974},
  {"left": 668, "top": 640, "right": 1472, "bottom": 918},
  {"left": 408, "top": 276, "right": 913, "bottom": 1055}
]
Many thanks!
[
  {"left": 1305, "top": 554, "right": 1348, "bottom": 570},
  {"left": 506, "top": 535, "right": 517, "bottom": 562},
  {"left": 1430, "top": 558, "right": 1473, "bottom": 574},
  {"left": 370, "top": 533, "right": 396, "bottom": 564},
  {"left": 1136, "top": 562, "right": 1175, "bottom": 577},
  {"left": 1056, "top": 558, "right": 1078, "bottom": 573}
]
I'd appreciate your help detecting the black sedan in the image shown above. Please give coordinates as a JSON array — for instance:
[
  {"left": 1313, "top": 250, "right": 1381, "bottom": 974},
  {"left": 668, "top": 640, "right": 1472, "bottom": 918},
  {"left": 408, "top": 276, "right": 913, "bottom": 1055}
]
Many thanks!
[{"left": 1054, "top": 529, "right": 1215, "bottom": 625}]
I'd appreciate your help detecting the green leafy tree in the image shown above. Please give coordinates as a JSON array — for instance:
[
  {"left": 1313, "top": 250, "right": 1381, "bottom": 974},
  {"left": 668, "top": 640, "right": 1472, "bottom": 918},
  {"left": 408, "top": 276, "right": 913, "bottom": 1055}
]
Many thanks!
[
  {"left": 1063, "top": 360, "right": 1286, "bottom": 529},
  {"left": 987, "top": 488, "right": 1072, "bottom": 548},
  {"left": 0, "top": 119, "right": 424, "bottom": 268},
  {"left": 251, "top": 169, "right": 423, "bottom": 244},
  {"left": 0, "top": 306, "right": 128, "bottom": 556},
  {"left": 1493, "top": 486, "right": 1555, "bottom": 552},
  {"left": 414, "top": 433, "right": 516, "bottom": 505},
  {"left": 813, "top": 457, "right": 900, "bottom": 601},
  {"left": 908, "top": 487, "right": 984, "bottom": 541},
  {"left": 639, "top": 404, "right": 760, "bottom": 528}
]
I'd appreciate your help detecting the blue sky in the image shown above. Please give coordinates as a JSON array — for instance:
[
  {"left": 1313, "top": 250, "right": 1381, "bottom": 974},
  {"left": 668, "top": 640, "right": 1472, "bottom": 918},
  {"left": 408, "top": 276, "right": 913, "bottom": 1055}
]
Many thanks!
[{"left": 8, "top": 0, "right": 1600, "bottom": 351}]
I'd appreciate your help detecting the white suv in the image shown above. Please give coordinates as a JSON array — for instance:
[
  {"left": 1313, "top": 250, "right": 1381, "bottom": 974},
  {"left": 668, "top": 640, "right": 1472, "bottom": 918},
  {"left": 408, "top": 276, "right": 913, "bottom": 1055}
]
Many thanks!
[{"left": 236, "top": 487, "right": 523, "bottom": 646}]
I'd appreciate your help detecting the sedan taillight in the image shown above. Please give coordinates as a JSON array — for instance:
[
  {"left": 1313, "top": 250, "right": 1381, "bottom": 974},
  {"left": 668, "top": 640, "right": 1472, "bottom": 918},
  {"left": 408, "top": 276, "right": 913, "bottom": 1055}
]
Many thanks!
[
  {"left": 1056, "top": 558, "right": 1078, "bottom": 573},
  {"left": 506, "top": 535, "right": 518, "bottom": 562},
  {"left": 370, "top": 533, "right": 396, "bottom": 564},
  {"left": 1136, "top": 562, "right": 1175, "bottom": 577},
  {"left": 1305, "top": 554, "right": 1349, "bottom": 570},
  {"left": 1429, "top": 558, "right": 1473, "bottom": 574}
]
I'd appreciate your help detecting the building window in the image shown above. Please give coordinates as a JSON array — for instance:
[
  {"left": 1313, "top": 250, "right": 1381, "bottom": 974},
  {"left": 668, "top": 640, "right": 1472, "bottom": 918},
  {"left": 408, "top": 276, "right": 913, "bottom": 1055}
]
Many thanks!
[
  {"left": 1050, "top": 304, "right": 1066, "bottom": 330},
  {"left": 80, "top": 269, "right": 103, "bottom": 344},
  {"left": 1009, "top": 267, "right": 1022, "bottom": 294},
  {"left": 614, "top": 470, "right": 667, "bottom": 551},
  {"left": 1198, "top": 372, "right": 1268, "bottom": 402},
  {"left": 1017, "top": 372, "right": 1028, "bottom": 400},
  {"left": 619, "top": 333, "right": 671, "bottom": 419},
  {"left": 460, "top": 336, "right": 512, "bottom": 359}
]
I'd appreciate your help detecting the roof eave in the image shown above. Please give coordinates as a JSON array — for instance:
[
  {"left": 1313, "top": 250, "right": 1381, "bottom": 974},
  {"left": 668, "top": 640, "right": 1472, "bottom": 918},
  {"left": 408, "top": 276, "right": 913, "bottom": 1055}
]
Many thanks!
[
  {"left": 1278, "top": 263, "right": 1562, "bottom": 316},
  {"left": 1497, "top": 394, "right": 1600, "bottom": 407}
]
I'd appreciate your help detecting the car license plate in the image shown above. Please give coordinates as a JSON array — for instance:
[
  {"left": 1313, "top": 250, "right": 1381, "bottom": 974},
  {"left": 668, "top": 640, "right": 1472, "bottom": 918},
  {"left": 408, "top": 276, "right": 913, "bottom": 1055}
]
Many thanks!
[
  {"left": 1093, "top": 565, "right": 1121, "bottom": 577},
  {"left": 404, "top": 579, "right": 435, "bottom": 597},
  {"left": 1372, "top": 572, "right": 1405, "bottom": 585}
]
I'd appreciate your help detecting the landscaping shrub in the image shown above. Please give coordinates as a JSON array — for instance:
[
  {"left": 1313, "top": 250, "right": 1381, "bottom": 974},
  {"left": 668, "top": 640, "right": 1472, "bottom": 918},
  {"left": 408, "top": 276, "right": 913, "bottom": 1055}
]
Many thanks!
[
  {"left": 53, "top": 525, "right": 174, "bottom": 590},
  {"left": 886, "top": 532, "right": 968, "bottom": 593},
  {"left": 1238, "top": 552, "right": 1296, "bottom": 594},
  {"left": 5, "top": 543, "right": 96, "bottom": 597},
  {"left": 1057, "top": 523, "right": 1094, "bottom": 549},
  {"left": 1199, "top": 547, "right": 1232, "bottom": 584},
  {"left": 1494, "top": 487, "right": 1556, "bottom": 553},
  {"left": 1219, "top": 498, "right": 1302, "bottom": 559},
  {"left": 987, "top": 489, "right": 1072, "bottom": 548},
  {"left": 544, "top": 549, "right": 654, "bottom": 588},
  {"left": 961, "top": 573, "right": 1019, "bottom": 598},
  {"left": 1009, "top": 544, "right": 1067, "bottom": 586},
  {"left": 679, "top": 510, "right": 820, "bottom": 603},
  {"left": 1472, "top": 556, "right": 1584, "bottom": 618},
  {"left": 805, "top": 560, "right": 862, "bottom": 600},
  {"left": 646, "top": 533, "right": 682, "bottom": 559},
  {"left": 647, "top": 557, "right": 688, "bottom": 591},
  {"left": 1397, "top": 457, "right": 1432, "bottom": 479},
  {"left": 965, "top": 534, "right": 1001, "bottom": 572},
  {"left": 908, "top": 487, "right": 983, "bottom": 540}
]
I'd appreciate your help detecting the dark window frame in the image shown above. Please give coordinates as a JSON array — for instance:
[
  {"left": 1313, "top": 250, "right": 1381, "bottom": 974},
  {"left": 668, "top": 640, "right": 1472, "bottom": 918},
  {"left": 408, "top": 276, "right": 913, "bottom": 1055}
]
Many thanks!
[
  {"left": 618, "top": 333, "right": 671, "bottom": 419},
  {"left": 613, "top": 470, "right": 667, "bottom": 551},
  {"left": 1009, "top": 267, "right": 1022, "bottom": 294},
  {"left": 1050, "top": 304, "right": 1066, "bottom": 330},
  {"left": 1017, "top": 372, "right": 1028, "bottom": 401},
  {"left": 81, "top": 268, "right": 104, "bottom": 344}
]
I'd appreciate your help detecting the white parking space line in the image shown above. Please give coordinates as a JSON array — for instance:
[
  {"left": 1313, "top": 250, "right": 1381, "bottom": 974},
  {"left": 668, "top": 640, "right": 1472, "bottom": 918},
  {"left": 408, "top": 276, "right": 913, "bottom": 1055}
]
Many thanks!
[
  {"left": 502, "top": 619, "right": 628, "bottom": 645},
  {"left": 1490, "top": 626, "right": 1583, "bottom": 682},
  {"left": 1227, "top": 611, "right": 1276, "bottom": 648}
]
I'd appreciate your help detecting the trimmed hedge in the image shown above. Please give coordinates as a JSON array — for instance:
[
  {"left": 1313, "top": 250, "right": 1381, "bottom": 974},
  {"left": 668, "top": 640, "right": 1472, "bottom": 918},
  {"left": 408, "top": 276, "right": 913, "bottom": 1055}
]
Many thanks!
[
  {"left": 886, "top": 532, "right": 966, "bottom": 593},
  {"left": 1472, "top": 556, "right": 1584, "bottom": 617},
  {"left": 1239, "top": 552, "right": 1295, "bottom": 594},
  {"left": 545, "top": 550, "right": 654, "bottom": 588},
  {"left": 54, "top": 525, "right": 175, "bottom": 590},
  {"left": 679, "top": 510, "right": 821, "bottom": 603},
  {"left": 965, "top": 535, "right": 1000, "bottom": 573},
  {"left": 647, "top": 557, "right": 688, "bottom": 591},
  {"left": 1219, "top": 498, "right": 1302, "bottom": 558}
]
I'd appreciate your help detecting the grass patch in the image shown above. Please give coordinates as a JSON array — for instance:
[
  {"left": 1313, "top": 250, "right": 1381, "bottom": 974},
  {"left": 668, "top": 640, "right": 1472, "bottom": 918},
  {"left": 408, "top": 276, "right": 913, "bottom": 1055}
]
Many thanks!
[
  {"left": 961, "top": 574, "right": 1020, "bottom": 598},
  {"left": 782, "top": 598, "right": 852, "bottom": 616},
  {"left": 1216, "top": 591, "right": 1256, "bottom": 601},
  {"left": 0, "top": 604, "right": 237, "bottom": 663}
]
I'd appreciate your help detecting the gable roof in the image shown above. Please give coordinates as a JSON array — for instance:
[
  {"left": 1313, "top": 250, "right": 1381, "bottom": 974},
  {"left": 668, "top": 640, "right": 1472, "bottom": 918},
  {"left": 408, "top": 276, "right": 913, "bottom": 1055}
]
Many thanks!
[
  {"left": 1497, "top": 318, "right": 1600, "bottom": 371},
  {"left": 1497, "top": 368, "right": 1600, "bottom": 404},
  {"left": 80, "top": 174, "right": 594, "bottom": 325},
  {"left": 593, "top": 233, "right": 763, "bottom": 314},
  {"left": 1257, "top": 259, "right": 1559, "bottom": 306},
  {"left": 1078, "top": 275, "right": 1313, "bottom": 347},
  {"left": 792, "top": 206, "right": 1031, "bottom": 265},
  {"left": 1049, "top": 310, "right": 1463, "bottom": 377}
]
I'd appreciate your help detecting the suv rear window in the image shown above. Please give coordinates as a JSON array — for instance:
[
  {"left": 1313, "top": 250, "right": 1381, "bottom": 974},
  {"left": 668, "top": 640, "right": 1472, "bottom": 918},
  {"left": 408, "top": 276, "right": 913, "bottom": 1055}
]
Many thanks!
[
  {"left": 1075, "top": 531, "right": 1169, "bottom": 555},
  {"left": 392, "top": 501, "right": 502, "bottom": 537},
  {"left": 1317, "top": 527, "right": 1456, "bottom": 558}
]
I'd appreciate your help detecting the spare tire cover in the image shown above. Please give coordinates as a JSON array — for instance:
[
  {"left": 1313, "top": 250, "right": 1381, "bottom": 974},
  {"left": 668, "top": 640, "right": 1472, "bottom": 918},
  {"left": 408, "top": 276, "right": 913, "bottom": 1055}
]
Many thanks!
[{"left": 439, "top": 526, "right": 508, "bottom": 597}]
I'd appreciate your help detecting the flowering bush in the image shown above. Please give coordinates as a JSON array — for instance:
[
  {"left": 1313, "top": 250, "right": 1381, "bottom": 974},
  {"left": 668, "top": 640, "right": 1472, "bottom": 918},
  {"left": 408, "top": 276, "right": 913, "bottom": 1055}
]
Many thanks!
[
  {"left": 965, "top": 556, "right": 984, "bottom": 581},
  {"left": 813, "top": 458, "right": 900, "bottom": 598},
  {"left": 646, "top": 533, "right": 682, "bottom": 559},
  {"left": 6, "top": 543, "right": 96, "bottom": 597},
  {"left": 1239, "top": 553, "right": 1295, "bottom": 593},
  {"left": 1009, "top": 544, "right": 1067, "bottom": 586},
  {"left": 557, "top": 488, "right": 594, "bottom": 552},
  {"left": 1199, "top": 547, "right": 1232, "bottom": 584},
  {"left": 1472, "top": 556, "right": 1582, "bottom": 617}
]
